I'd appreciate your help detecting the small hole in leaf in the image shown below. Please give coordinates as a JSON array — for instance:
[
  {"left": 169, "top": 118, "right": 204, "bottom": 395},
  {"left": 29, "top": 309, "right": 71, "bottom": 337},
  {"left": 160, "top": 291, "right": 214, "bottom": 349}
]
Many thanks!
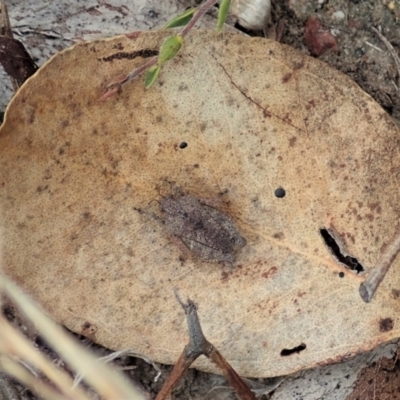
[
  {"left": 379, "top": 317, "right": 394, "bottom": 332},
  {"left": 179, "top": 142, "right": 187, "bottom": 149},
  {"left": 320, "top": 229, "right": 364, "bottom": 273},
  {"left": 280, "top": 343, "right": 306, "bottom": 356},
  {"left": 339, "top": 272, "right": 345, "bottom": 278},
  {"left": 275, "top": 188, "right": 286, "bottom": 198}
]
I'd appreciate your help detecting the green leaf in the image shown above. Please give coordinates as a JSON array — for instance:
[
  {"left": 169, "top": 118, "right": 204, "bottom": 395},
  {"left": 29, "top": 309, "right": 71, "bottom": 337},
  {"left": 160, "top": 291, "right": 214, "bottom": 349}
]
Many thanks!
[
  {"left": 217, "top": 0, "right": 231, "bottom": 32},
  {"left": 158, "top": 35, "right": 184, "bottom": 65},
  {"left": 145, "top": 65, "right": 161, "bottom": 88},
  {"left": 164, "top": 8, "right": 196, "bottom": 29}
]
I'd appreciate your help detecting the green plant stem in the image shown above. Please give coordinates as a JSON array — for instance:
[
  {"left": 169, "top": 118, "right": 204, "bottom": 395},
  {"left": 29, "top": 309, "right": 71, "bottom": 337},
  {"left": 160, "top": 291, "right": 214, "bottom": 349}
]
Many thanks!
[
  {"left": 100, "top": 0, "right": 220, "bottom": 99},
  {"left": 180, "top": 0, "right": 219, "bottom": 36},
  {"left": 113, "top": 57, "right": 157, "bottom": 90}
]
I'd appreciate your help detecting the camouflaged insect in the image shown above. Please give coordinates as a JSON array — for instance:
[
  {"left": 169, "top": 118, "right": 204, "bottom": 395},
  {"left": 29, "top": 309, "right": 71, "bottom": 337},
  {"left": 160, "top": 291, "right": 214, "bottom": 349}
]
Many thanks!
[{"left": 160, "top": 191, "right": 246, "bottom": 263}]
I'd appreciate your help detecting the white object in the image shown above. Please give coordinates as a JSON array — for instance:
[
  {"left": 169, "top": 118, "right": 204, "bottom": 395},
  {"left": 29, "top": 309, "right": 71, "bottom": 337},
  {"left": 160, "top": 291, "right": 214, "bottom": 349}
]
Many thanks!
[
  {"left": 231, "top": 0, "right": 272, "bottom": 30},
  {"left": 333, "top": 10, "right": 345, "bottom": 20}
]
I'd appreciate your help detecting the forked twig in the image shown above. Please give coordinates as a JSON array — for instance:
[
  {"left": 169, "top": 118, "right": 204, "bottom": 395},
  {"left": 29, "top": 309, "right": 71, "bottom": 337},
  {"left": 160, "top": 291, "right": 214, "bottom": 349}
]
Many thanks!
[
  {"left": 359, "top": 228, "right": 400, "bottom": 302},
  {"left": 156, "top": 291, "right": 256, "bottom": 400}
]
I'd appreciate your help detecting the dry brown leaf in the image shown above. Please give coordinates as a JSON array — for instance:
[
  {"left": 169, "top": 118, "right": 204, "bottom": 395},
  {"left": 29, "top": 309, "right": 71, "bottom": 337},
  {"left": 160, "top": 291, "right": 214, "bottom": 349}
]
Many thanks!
[{"left": 1, "top": 30, "right": 400, "bottom": 378}]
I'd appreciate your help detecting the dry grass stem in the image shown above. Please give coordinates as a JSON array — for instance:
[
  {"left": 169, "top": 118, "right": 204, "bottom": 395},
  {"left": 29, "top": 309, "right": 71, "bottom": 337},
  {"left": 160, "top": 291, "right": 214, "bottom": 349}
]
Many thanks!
[
  {"left": 0, "top": 355, "right": 75, "bottom": 400},
  {"left": 371, "top": 26, "right": 400, "bottom": 91},
  {"left": 73, "top": 349, "right": 161, "bottom": 388},
  {"left": 0, "top": 315, "right": 87, "bottom": 399},
  {"left": 0, "top": 273, "right": 145, "bottom": 399}
]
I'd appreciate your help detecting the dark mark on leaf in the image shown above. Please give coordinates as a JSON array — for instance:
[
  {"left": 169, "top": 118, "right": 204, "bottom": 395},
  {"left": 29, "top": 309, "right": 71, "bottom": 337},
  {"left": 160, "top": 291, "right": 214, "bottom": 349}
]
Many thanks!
[
  {"left": 101, "top": 49, "right": 159, "bottom": 62},
  {"left": 379, "top": 317, "right": 394, "bottom": 332},
  {"left": 159, "top": 188, "right": 246, "bottom": 264},
  {"left": 280, "top": 343, "right": 306, "bottom": 356},
  {"left": 391, "top": 288, "right": 400, "bottom": 299}
]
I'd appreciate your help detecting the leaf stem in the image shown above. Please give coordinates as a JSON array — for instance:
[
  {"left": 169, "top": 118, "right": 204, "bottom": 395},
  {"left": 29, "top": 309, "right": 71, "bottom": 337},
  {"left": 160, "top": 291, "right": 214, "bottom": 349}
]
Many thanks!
[{"left": 180, "top": 0, "right": 219, "bottom": 37}]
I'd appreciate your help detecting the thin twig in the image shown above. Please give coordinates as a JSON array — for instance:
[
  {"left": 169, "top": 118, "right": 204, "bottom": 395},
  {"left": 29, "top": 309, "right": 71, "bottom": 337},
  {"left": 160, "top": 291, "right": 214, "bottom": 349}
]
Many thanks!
[
  {"left": 180, "top": 0, "right": 219, "bottom": 37},
  {"left": 371, "top": 26, "right": 400, "bottom": 91},
  {"left": 99, "top": 58, "right": 158, "bottom": 100},
  {"left": 208, "top": 347, "right": 257, "bottom": 399},
  {"left": 156, "top": 291, "right": 256, "bottom": 400},
  {"left": 359, "top": 228, "right": 400, "bottom": 302},
  {"left": 365, "top": 41, "right": 383, "bottom": 53},
  {"left": 99, "top": 0, "right": 219, "bottom": 100}
]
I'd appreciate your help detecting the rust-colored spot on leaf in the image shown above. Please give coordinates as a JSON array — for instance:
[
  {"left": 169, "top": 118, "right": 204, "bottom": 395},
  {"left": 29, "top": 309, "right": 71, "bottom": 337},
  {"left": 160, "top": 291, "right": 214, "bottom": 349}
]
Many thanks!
[
  {"left": 262, "top": 266, "right": 278, "bottom": 279},
  {"left": 391, "top": 289, "right": 400, "bottom": 299},
  {"left": 282, "top": 72, "right": 292, "bottom": 83}
]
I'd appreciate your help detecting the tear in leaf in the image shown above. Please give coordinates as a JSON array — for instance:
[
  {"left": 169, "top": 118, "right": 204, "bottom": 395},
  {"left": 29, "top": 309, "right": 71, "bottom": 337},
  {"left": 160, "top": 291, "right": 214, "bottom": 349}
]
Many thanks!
[
  {"left": 320, "top": 229, "right": 364, "bottom": 273},
  {"left": 217, "top": 0, "right": 231, "bottom": 32},
  {"left": 164, "top": 8, "right": 196, "bottom": 29},
  {"left": 158, "top": 35, "right": 184, "bottom": 65}
]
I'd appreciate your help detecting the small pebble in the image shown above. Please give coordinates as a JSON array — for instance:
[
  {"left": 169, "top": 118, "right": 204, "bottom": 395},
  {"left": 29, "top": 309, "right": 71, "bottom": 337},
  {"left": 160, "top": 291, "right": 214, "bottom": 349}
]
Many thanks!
[
  {"left": 354, "top": 47, "right": 366, "bottom": 58},
  {"left": 333, "top": 10, "right": 345, "bottom": 20}
]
